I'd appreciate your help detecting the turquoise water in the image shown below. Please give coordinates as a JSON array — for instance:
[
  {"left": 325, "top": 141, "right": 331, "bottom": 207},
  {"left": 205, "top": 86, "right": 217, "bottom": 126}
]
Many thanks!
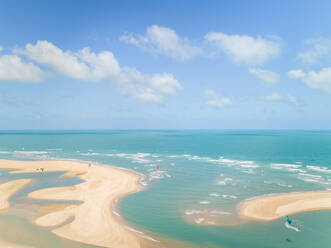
[{"left": 0, "top": 130, "right": 331, "bottom": 247}]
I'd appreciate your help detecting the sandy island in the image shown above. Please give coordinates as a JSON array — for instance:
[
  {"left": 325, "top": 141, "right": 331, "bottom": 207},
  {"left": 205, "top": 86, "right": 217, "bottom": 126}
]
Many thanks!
[
  {"left": 0, "top": 159, "right": 144, "bottom": 248},
  {"left": 239, "top": 191, "right": 331, "bottom": 221},
  {"left": 0, "top": 178, "right": 32, "bottom": 212}
]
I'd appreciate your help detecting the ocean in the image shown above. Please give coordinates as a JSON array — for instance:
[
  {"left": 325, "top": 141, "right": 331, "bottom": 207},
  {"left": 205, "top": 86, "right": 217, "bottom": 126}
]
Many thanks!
[{"left": 0, "top": 130, "right": 331, "bottom": 248}]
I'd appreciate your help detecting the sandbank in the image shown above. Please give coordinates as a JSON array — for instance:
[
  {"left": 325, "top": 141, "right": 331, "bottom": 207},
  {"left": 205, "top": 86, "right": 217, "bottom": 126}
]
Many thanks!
[
  {"left": 0, "top": 159, "right": 143, "bottom": 248},
  {"left": 40, "top": 204, "right": 72, "bottom": 215},
  {"left": 0, "top": 179, "right": 32, "bottom": 212},
  {"left": 239, "top": 191, "right": 331, "bottom": 221}
]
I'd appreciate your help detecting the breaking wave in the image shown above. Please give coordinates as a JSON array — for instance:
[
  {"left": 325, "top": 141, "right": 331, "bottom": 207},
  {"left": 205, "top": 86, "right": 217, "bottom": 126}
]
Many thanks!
[{"left": 306, "top": 165, "right": 331, "bottom": 174}]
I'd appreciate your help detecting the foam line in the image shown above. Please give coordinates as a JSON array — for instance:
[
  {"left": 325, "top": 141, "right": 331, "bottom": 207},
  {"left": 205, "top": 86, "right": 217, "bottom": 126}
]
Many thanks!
[{"left": 285, "top": 222, "right": 300, "bottom": 232}]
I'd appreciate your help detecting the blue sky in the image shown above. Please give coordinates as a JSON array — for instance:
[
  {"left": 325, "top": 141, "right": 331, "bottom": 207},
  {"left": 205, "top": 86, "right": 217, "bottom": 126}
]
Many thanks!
[{"left": 1, "top": 0, "right": 331, "bottom": 129}]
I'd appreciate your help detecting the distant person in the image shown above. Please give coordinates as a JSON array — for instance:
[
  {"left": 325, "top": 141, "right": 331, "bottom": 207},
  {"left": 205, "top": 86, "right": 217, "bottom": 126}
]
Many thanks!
[{"left": 285, "top": 216, "right": 292, "bottom": 224}]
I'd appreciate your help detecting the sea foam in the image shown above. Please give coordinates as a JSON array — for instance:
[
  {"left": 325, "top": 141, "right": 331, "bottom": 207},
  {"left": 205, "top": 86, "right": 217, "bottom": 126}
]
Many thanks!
[{"left": 306, "top": 165, "right": 331, "bottom": 174}]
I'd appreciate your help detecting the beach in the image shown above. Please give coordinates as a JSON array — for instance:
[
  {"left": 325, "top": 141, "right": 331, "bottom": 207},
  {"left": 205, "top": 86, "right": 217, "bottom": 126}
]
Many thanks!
[
  {"left": 239, "top": 191, "right": 331, "bottom": 221},
  {"left": 0, "top": 159, "right": 144, "bottom": 248}
]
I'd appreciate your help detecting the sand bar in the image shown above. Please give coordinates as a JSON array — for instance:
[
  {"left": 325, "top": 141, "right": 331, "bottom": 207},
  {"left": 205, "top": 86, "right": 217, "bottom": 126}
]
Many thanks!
[
  {"left": 0, "top": 159, "right": 143, "bottom": 248},
  {"left": 40, "top": 204, "right": 72, "bottom": 215},
  {"left": 0, "top": 179, "right": 32, "bottom": 212},
  {"left": 239, "top": 191, "right": 331, "bottom": 221}
]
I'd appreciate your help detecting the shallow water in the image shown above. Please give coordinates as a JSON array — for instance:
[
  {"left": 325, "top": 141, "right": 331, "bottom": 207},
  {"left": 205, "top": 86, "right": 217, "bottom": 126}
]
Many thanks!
[
  {"left": 0, "top": 214, "right": 99, "bottom": 248},
  {"left": 0, "top": 130, "right": 331, "bottom": 247},
  {"left": 0, "top": 170, "right": 98, "bottom": 248}
]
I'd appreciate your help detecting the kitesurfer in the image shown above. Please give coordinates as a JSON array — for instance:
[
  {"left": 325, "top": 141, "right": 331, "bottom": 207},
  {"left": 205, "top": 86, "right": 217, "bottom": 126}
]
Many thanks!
[
  {"left": 285, "top": 216, "right": 292, "bottom": 225},
  {"left": 285, "top": 216, "right": 300, "bottom": 231}
]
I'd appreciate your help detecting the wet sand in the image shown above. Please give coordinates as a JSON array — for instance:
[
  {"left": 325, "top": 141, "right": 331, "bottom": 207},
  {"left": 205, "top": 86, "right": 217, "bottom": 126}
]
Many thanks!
[
  {"left": 0, "top": 159, "right": 143, "bottom": 248},
  {"left": 239, "top": 191, "right": 331, "bottom": 221},
  {"left": 40, "top": 204, "right": 72, "bottom": 215},
  {"left": 0, "top": 179, "right": 32, "bottom": 212},
  {"left": 0, "top": 240, "right": 34, "bottom": 248}
]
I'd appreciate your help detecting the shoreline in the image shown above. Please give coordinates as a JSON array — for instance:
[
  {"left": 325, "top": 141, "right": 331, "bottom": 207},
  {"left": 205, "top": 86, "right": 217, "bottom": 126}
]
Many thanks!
[
  {"left": 0, "top": 159, "right": 151, "bottom": 248},
  {"left": 238, "top": 190, "right": 331, "bottom": 221},
  {"left": 0, "top": 179, "right": 32, "bottom": 212}
]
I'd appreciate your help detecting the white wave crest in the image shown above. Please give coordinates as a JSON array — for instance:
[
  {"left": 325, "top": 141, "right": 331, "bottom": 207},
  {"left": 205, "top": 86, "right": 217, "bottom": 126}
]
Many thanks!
[
  {"left": 148, "top": 170, "right": 171, "bottom": 181},
  {"left": 307, "top": 165, "right": 331, "bottom": 174},
  {"left": 299, "top": 173, "right": 322, "bottom": 178},
  {"left": 14, "top": 151, "right": 48, "bottom": 155},
  {"left": 167, "top": 154, "right": 258, "bottom": 169},
  {"left": 112, "top": 210, "right": 120, "bottom": 217},
  {"left": 80, "top": 152, "right": 101, "bottom": 156},
  {"left": 210, "top": 210, "right": 232, "bottom": 215},
  {"left": 194, "top": 217, "right": 204, "bottom": 224},
  {"left": 124, "top": 225, "right": 160, "bottom": 242},
  {"left": 217, "top": 177, "right": 233, "bottom": 185},
  {"left": 221, "top": 194, "right": 237, "bottom": 199},
  {"left": 298, "top": 177, "right": 331, "bottom": 185},
  {"left": 185, "top": 209, "right": 202, "bottom": 215},
  {"left": 271, "top": 163, "right": 302, "bottom": 168}
]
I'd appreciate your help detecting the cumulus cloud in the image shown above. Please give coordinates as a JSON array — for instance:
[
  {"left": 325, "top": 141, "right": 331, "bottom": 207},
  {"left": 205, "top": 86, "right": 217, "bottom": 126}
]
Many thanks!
[
  {"left": 16, "top": 41, "right": 120, "bottom": 81},
  {"left": 0, "top": 54, "right": 44, "bottom": 82},
  {"left": 204, "top": 90, "right": 231, "bottom": 108},
  {"left": 288, "top": 67, "right": 331, "bottom": 93},
  {"left": 205, "top": 32, "right": 281, "bottom": 65},
  {"left": 297, "top": 38, "right": 331, "bottom": 64},
  {"left": 288, "top": 69, "right": 305, "bottom": 79},
  {"left": 12, "top": 40, "right": 182, "bottom": 102},
  {"left": 115, "top": 67, "right": 182, "bottom": 102},
  {"left": 120, "top": 26, "right": 282, "bottom": 65},
  {"left": 120, "top": 25, "right": 202, "bottom": 60},
  {"left": 249, "top": 68, "right": 278, "bottom": 85}
]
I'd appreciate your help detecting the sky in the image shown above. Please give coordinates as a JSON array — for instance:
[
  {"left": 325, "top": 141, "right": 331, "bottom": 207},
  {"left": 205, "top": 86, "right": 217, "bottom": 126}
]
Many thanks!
[{"left": 1, "top": 0, "right": 331, "bottom": 129}]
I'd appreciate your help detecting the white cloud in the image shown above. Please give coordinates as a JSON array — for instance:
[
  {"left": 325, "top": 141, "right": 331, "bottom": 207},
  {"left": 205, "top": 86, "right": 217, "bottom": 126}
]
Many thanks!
[
  {"left": 0, "top": 46, "right": 3, "bottom": 52},
  {"left": 120, "top": 25, "right": 202, "bottom": 60},
  {"left": 249, "top": 68, "right": 279, "bottom": 85},
  {"left": 264, "top": 92, "right": 282, "bottom": 101},
  {"left": 0, "top": 54, "right": 43, "bottom": 82},
  {"left": 149, "top": 73, "right": 182, "bottom": 94},
  {"left": 263, "top": 93, "right": 298, "bottom": 105},
  {"left": 120, "top": 26, "right": 282, "bottom": 65},
  {"left": 115, "top": 67, "right": 182, "bottom": 102},
  {"left": 204, "top": 90, "right": 231, "bottom": 108},
  {"left": 297, "top": 38, "right": 331, "bottom": 64},
  {"left": 288, "top": 69, "right": 305, "bottom": 79},
  {"left": 16, "top": 41, "right": 120, "bottom": 81},
  {"left": 9, "top": 40, "right": 182, "bottom": 102},
  {"left": 288, "top": 67, "right": 331, "bottom": 93},
  {"left": 205, "top": 32, "right": 281, "bottom": 65}
]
